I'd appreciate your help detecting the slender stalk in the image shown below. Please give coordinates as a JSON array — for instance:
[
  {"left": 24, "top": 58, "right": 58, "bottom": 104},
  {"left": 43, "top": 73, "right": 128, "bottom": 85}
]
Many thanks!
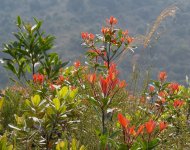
[
  {"left": 32, "top": 62, "right": 35, "bottom": 75},
  {"left": 101, "top": 108, "right": 106, "bottom": 134}
]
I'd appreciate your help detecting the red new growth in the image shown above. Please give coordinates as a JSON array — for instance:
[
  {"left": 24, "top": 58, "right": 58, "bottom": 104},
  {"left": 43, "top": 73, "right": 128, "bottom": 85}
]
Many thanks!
[
  {"left": 158, "top": 91, "right": 168, "bottom": 98},
  {"left": 158, "top": 71, "right": 167, "bottom": 82},
  {"left": 59, "top": 75, "right": 64, "bottom": 82},
  {"left": 149, "top": 85, "right": 155, "bottom": 93},
  {"left": 119, "top": 80, "right": 126, "bottom": 88},
  {"left": 145, "top": 119, "right": 156, "bottom": 134},
  {"left": 107, "top": 16, "right": 118, "bottom": 25},
  {"left": 129, "top": 126, "right": 136, "bottom": 136},
  {"left": 136, "top": 124, "right": 144, "bottom": 136},
  {"left": 101, "top": 27, "right": 110, "bottom": 35},
  {"left": 100, "top": 76, "right": 109, "bottom": 96},
  {"left": 126, "top": 36, "right": 134, "bottom": 44},
  {"left": 168, "top": 82, "right": 180, "bottom": 93},
  {"left": 74, "top": 60, "right": 81, "bottom": 68},
  {"left": 81, "top": 32, "right": 95, "bottom": 40},
  {"left": 159, "top": 121, "right": 167, "bottom": 131},
  {"left": 118, "top": 113, "right": 129, "bottom": 128},
  {"left": 81, "top": 32, "right": 88, "bottom": 39},
  {"left": 33, "top": 73, "right": 44, "bottom": 84},
  {"left": 49, "top": 83, "right": 55, "bottom": 91},
  {"left": 173, "top": 99, "right": 184, "bottom": 108},
  {"left": 88, "top": 73, "right": 96, "bottom": 84}
]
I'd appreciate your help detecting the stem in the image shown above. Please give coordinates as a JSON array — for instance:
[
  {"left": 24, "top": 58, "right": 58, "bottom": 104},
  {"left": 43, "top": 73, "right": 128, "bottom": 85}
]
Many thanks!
[
  {"left": 32, "top": 62, "right": 35, "bottom": 75},
  {"left": 101, "top": 108, "right": 106, "bottom": 134},
  {"left": 46, "top": 113, "right": 59, "bottom": 150},
  {"left": 187, "top": 101, "right": 190, "bottom": 126},
  {"left": 112, "top": 47, "right": 126, "bottom": 62}
]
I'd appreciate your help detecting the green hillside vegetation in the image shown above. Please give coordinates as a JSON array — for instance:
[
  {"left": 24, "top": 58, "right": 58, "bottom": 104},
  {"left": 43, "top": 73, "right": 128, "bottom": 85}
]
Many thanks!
[
  {"left": 0, "top": 15, "right": 190, "bottom": 149},
  {"left": 0, "top": 0, "right": 190, "bottom": 88}
]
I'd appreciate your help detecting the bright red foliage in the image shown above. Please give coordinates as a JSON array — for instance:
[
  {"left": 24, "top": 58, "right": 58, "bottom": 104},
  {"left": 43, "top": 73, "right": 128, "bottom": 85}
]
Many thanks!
[
  {"left": 88, "top": 73, "right": 96, "bottom": 84},
  {"left": 159, "top": 121, "right": 167, "bottom": 131},
  {"left": 33, "top": 73, "right": 44, "bottom": 84},
  {"left": 118, "top": 113, "right": 129, "bottom": 128},
  {"left": 149, "top": 85, "right": 155, "bottom": 93},
  {"left": 158, "top": 71, "right": 167, "bottom": 82},
  {"left": 168, "top": 82, "right": 180, "bottom": 93},
  {"left": 145, "top": 119, "right": 156, "bottom": 134},
  {"left": 173, "top": 99, "right": 184, "bottom": 108},
  {"left": 74, "top": 60, "right": 81, "bottom": 68},
  {"left": 107, "top": 16, "right": 118, "bottom": 25}
]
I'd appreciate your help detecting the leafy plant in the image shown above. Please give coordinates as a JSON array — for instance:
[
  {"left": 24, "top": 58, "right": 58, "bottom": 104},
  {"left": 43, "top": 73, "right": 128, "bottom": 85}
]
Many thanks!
[{"left": 2, "top": 16, "right": 67, "bottom": 82}]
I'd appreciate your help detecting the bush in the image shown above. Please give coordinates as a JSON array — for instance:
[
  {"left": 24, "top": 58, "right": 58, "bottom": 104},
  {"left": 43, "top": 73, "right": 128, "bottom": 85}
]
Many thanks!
[{"left": 0, "top": 15, "right": 190, "bottom": 150}]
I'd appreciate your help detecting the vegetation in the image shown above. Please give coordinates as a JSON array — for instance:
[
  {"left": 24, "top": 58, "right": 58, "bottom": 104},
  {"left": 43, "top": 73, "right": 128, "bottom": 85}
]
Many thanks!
[
  {"left": 0, "top": 15, "right": 190, "bottom": 149},
  {"left": 0, "top": 0, "right": 190, "bottom": 88}
]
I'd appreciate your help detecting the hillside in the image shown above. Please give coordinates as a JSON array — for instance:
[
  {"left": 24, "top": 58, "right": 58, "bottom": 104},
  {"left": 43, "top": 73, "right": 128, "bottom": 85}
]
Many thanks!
[{"left": 0, "top": 0, "right": 190, "bottom": 88}]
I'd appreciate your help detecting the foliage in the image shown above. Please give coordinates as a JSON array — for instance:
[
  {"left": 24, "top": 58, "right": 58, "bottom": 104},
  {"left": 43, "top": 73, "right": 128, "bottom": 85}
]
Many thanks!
[
  {"left": 2, "top": 16, "right": 68, "bottom": 82},
  {"left": 0, "top": 16, "right": 190, "bottom": 150}
]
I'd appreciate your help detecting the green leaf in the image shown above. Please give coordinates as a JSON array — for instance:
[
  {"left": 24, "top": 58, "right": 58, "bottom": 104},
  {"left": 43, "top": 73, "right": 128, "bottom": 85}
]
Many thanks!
[
  {"left": 118, "top": 29, "right": 123, "bottom": 39},
  {"left": 0, "top": 98, "right": 4, "bottom": 111},
  {"left": 79, "top": 145, "right": 86, "bottom": 150},
  {"left": 5, "top": 62, "right": 17, "bottom": 75},
  {"left": 71, "top": 138, "right": 77, "bottom": 150},
  {"left": 141, "top": 138, "right": 160, "bottom": 150},
  {"left": 46, "top": 107, "right": 54, "bottom": 115},
  {"left": 59, "top": 86, "right": 69, "bottom": 98},
  {"left": 56, "top": 141, "right": 67, "bottom": 150},
  {"left": 0, "top": 134, "right": 7, "bottom": 150},
  {"left": 14, "top": 114, "right": 24, "bottom": 125},
  {"left": 7, "top": 145, "right": 13, "bottom": 150},
  {"left": 147, "top": 138, "right": 160, "bottom": 149},
  {"left": 53, "top": 98, "right": 60, "bottom": 110},
  {"left": 69, "top": 88, "right": 78, "bottom": 98},
  {"left": 31, "top": 95, "right": 41, "bottom": 106},
  {"left": 87, "top": 96, "right": 100, "bottom": 107},
  {"left": 60, "top": 105, "right": 67, "bottom": 114},
  {"left": 25, "top": 99, "right": 31, "bottom": 106},
  {"left": 17, "top": 16, "right": 21, "bottom": 27},
  {"left": 118, "top": 144, "right": 129, "bottom": 150}
]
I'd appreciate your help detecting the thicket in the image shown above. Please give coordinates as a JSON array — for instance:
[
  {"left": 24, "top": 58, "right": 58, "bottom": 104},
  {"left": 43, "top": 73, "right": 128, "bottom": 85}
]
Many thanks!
[{"left": 0, "top": 13, "right": 190, "bottom": 149}]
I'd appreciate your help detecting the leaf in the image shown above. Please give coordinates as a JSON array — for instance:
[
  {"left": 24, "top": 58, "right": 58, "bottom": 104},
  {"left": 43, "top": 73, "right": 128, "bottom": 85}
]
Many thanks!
[
  {"left": 60, "top": 105, "right": 67, "bottom": 114},
  {"left": 46, "top": 107, "right": 54, "bottom": 115},
  {"left": 140, "top": 138, "right": 160, "bottom": 150},
  {"left": 0, "top": 134, "right": 7, "bottom": 150},
  {"left": 102, "top": 98, "right": 109, "bottom": 106},
  {"left": 118, "top": 144, "right": 129, "bottom": 150},
  {"left": 118, "top": 29, "right": 123, "bottom": 39},
  {"left": 14, "top": 114, "right": 24, "bottom": 125},
  {"left": 6, "top": 62, "right": 17, "bottom": 75},
  {"left": 0, "top": 98, "right": 4, "bottom": 111},
  {"left": 56, "top": 141, "right": 67, "bottom": 150},
  {"left": 71, "top": 138, "right": 77, "bottom": 150},
  {"left": 87, "top": 96, "right": 100, "bottom": 107},
  {"left": 79, "top": 146, "right": 85, "bottom": 150},
  {"left": 31, "top": 95, "right": 41, "bottom": 106},
  {"left": 25, "top": 99, "right": 31, "bottom": 106},
  {"left": 148, "top": 138, "right": 160, "bottom": 149},
  {"left": 8, "top": 124, "right": 21, "bottom": 131},
  {"left": 53, "top": 98, "right": 60, "bottom": 110},
  {"left": 69, "top": 88, "right": 78, "bottom": 99},
  {"left": 58, "top": 86, "right": 69, "bottom": 98},
  {"left": 17, "top": 16, "right": 21, "bottom": 27},
  {"left": 31, "top": 24, "right": 38, "bottom": 32},
  {"left": 7, "top": 145, "right": 13, "bottom": 150}
]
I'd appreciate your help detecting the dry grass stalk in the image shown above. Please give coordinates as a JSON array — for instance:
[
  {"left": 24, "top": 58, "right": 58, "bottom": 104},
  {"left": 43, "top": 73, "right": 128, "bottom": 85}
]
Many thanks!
[{"left": 144, "top": 5, "right": 178, "bottom": 48}]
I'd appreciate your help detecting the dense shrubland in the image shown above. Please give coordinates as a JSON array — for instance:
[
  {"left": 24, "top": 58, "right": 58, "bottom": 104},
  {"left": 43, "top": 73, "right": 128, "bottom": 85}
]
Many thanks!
[
  {"left": 0, "top": 15, "right": 190, "bottom": 150},
  {"left": 1, "top": 0, "right": 190, "bottom": 88}
]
